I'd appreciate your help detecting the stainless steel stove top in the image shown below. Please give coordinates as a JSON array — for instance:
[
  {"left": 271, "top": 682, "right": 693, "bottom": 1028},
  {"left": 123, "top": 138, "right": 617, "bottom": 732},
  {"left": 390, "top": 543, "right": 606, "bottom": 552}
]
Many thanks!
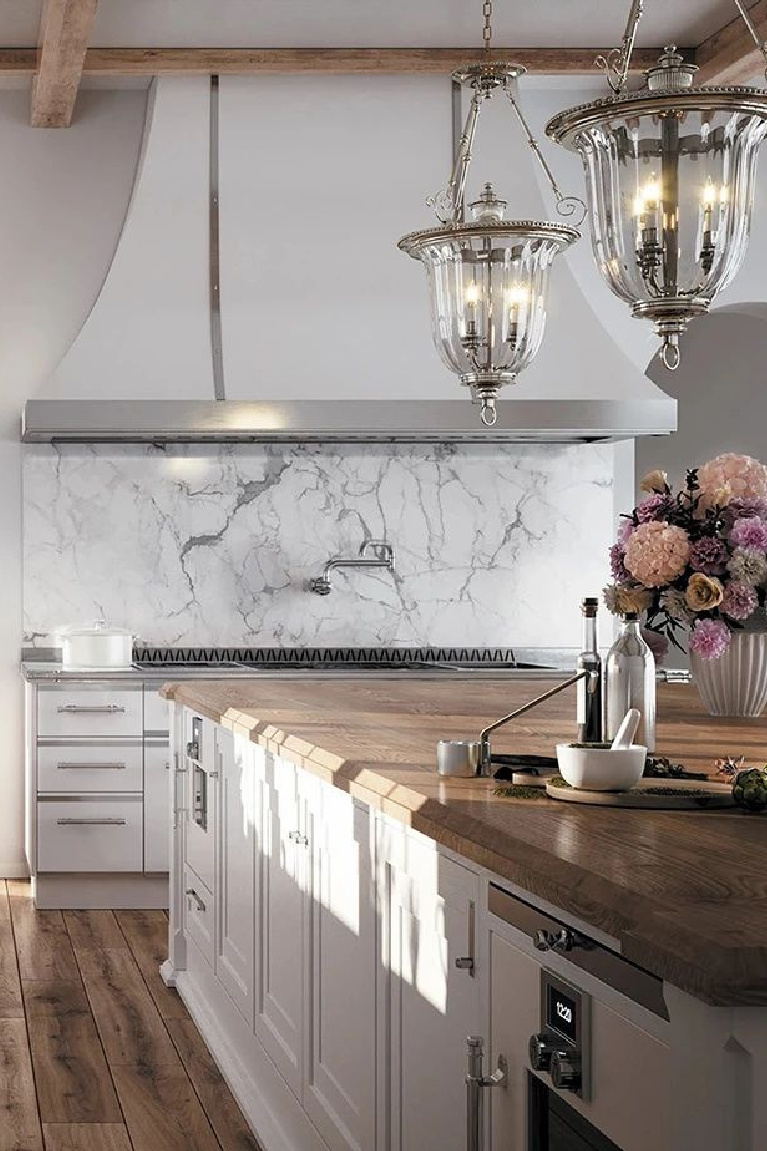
[{"left": 131, "top": 645, "right": 551, "bottom": 674}]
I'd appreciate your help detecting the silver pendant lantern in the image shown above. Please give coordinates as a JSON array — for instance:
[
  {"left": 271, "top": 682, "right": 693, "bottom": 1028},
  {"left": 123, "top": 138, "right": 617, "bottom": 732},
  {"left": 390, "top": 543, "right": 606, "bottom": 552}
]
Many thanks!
[
  {"left": 546, "top": 1, "right": 767, "bottom": 371},
  {"left": 397, "top": 3, "right": 583, "bottom": 427}
]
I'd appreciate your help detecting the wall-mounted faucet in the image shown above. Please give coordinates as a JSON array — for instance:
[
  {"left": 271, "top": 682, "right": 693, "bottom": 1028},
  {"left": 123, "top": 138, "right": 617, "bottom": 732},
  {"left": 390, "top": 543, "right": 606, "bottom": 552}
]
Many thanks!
[{"left": 308, "top": 541, "right": 396, "bottom": 596}]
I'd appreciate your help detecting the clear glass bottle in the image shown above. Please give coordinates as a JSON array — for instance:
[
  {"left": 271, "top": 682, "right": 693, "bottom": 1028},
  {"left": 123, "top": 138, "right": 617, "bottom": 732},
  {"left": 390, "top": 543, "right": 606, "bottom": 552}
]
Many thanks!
[
  {"left": 576, "top": 597, "right": 603, "bottom": 743},
  {"left": 605, "top": 613, "right": 656, "bottom": 752}
]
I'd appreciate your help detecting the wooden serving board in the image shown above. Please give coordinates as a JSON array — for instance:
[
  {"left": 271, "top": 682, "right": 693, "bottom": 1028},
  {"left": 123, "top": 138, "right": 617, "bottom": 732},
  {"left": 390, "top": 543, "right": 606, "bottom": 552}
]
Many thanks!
[{"left": 545, "top": 776, "right": 737, "bottom": 810}]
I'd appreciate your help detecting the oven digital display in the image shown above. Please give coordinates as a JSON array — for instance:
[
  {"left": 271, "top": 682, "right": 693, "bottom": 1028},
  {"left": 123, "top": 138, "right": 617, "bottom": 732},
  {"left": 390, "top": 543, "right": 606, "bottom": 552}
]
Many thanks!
[{"left": 547, "top": 984, "right": 578, "bottom": 1044}]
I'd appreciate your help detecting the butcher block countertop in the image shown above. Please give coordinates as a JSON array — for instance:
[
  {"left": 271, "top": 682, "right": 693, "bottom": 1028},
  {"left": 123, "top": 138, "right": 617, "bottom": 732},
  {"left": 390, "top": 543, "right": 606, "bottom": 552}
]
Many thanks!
[{"left": 161, "top": 676, "right": 767, "bottom": 1008}]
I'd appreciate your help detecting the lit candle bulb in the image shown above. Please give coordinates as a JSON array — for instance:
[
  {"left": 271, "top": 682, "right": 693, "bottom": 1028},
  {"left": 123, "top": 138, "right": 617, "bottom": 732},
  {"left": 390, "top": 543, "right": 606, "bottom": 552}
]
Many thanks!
[
  {"left": 702, "top": 178, "right": 717, "bottom": 233},
  {"left": 465, "top": 282, "right": 480, "bottom": 309},
  {"left": 506, "top": 285, "right": 528, "bottom": 345}
]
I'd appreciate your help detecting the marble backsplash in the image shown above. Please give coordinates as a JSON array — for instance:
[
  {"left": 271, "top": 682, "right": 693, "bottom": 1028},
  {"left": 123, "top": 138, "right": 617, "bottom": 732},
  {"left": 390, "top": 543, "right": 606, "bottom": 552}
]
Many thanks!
[{"left": 23, "top": 442, "right": 614, "bottom": 649}]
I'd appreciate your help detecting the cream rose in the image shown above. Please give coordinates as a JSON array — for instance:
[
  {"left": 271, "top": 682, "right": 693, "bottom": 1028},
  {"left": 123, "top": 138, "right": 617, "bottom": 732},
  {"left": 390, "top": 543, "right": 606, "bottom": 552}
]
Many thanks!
[
  {"left": 685, "top": 573, "right": 724, "bottom": 613},
  {"left": 640, "top": 469, "right": 668, "bottom": 495}
]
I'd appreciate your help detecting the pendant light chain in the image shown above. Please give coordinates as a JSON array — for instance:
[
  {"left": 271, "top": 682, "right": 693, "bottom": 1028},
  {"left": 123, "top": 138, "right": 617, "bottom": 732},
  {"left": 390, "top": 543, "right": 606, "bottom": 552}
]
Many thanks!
[
  {"left": 482, "top": 0, "right": 493, "bottom": 52},
  {"left": 733, "top": 0, "right": 767, "bottom": 82}
]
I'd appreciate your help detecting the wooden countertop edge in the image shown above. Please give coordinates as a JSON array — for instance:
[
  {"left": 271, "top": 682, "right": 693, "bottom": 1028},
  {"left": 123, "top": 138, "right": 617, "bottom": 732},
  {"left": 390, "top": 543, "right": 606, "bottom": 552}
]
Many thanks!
[{"left": 161, "top": 682, "right": 767, "bottom": 1007}]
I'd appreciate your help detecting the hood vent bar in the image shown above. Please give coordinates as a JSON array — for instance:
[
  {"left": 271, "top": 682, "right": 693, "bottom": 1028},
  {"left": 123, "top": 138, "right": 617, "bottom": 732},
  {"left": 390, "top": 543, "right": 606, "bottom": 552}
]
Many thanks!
[{"left": 22, "top": 398, "right": 677, "bottom": 445}]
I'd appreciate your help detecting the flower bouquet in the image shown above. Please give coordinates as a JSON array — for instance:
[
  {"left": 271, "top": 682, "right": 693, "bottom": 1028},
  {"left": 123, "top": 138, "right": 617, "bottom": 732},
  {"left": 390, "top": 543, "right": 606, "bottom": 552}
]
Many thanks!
[{"left": 604, "top": 453, "right": 767, "bottom": 717}]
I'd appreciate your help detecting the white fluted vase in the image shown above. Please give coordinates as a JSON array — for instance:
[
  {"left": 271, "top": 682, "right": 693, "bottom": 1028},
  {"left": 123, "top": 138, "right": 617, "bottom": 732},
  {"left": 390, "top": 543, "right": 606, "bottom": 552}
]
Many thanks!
[{"left": 691, "top": 630, "right": 767, "bottom": 718}]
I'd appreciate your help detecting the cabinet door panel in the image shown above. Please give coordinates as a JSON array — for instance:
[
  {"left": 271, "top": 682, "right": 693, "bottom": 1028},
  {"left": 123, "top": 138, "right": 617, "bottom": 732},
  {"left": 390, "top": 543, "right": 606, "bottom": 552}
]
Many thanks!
[
  {"left": 255, "top": 752, "right": 304, "bottom": 1098},
  {"left": 144, "top": 742, "right": 170, "bottom": 872},
  {"left": 389, "top": 845, "right": 481, "bottom": 1151},
  {"left": 216, "top": 730, "right": 257, "bottom": 1026},
  {"left": 305, "top": 786, "right": 375, "bottom": 1151}
]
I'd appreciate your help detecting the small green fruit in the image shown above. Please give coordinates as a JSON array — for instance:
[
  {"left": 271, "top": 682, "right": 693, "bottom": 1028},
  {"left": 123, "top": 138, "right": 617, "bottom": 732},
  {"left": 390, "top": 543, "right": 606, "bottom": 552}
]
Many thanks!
[{"left": 732, "top": 767, "right": 767, "bottom": 813}]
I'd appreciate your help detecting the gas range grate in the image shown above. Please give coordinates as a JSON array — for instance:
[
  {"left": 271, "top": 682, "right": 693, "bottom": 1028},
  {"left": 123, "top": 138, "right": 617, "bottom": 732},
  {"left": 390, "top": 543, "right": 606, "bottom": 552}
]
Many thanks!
[{"left": 132, "top": 645, "right": 521, "bottom": 669}]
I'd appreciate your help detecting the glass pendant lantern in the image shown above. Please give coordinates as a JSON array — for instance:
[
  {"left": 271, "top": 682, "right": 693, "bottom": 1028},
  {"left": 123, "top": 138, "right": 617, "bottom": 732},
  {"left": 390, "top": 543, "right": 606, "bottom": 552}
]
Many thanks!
[
  {"left": 546, "top": 3, "right": 767, "bottom": 370},
  {"left": 398, "top": 5, "right": 583, "bottom": 426}
]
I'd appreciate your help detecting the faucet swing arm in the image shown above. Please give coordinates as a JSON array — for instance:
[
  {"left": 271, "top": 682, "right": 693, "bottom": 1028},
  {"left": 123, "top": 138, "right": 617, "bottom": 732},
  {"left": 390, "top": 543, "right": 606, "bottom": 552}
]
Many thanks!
[{"left": 478, "top": 669, "right": 593, "bottom": 770}]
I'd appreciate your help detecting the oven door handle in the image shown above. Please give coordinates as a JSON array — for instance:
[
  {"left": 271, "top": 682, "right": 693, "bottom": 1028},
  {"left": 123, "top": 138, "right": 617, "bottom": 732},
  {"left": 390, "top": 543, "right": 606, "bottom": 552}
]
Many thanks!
[{"left": 466, "top": 1036, "right": 507, "bottom": 1151}]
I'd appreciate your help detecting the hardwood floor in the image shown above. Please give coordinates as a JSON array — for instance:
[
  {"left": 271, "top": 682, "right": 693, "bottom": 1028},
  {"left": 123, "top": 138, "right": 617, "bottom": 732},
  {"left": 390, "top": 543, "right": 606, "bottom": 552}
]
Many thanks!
[{"left": 1, "top": 881, "right": 261, "bottom": 1151}]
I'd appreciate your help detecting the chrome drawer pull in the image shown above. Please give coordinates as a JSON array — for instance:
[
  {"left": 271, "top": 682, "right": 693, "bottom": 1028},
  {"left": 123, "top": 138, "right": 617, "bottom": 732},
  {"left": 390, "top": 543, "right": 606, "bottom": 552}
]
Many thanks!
[
  {"left": 56, "top": 705, "right": 127, "bottom": 715},
  {"left": 185, "top": 888, "right": 205, "bottom": 912},
  {"left": 56, "top": 817, "right": 127, "bottom": 826},
  {"left": 56, "top": 762, "right": 127, "bottom": 771}
]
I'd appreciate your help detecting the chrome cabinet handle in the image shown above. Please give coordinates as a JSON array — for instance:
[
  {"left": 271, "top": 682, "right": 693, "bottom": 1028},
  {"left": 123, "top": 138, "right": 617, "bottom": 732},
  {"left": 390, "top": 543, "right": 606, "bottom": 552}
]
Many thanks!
[
  {"left": 534, "top": 927, "right": 593, "bottom": 954},
  {"left": 288, "top": 830, "right": 309, "bottom": 847},
  {"left": 455, "top": 899, "right": 476, "bottom": 977},
  {"left": 56, "top": 817, "right": 127, "bottom": 826},
  {"left": 466, "top": 1037, "right": 508, "bottom": 1151},
  {"left": 56, "top": 762, "right": 126, "bottom": 771},
  {"left": 185, "top": 888, "right": 205, "bottom": 912},
  {"left": 57, "top": 704, "right": 126, "bottom": 715}
]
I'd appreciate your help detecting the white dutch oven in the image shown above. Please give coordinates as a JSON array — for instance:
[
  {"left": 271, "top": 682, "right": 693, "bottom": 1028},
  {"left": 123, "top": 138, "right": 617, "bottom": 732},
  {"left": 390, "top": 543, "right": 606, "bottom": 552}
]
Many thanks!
[{"left": 59, "top": 624, "right": 135, "bottom": 670}]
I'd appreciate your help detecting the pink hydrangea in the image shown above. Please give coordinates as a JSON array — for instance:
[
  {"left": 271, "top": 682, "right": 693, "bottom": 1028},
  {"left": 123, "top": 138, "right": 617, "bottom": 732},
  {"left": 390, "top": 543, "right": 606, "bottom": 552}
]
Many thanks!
[
  {"left": 624, "top": 521, "right": 692, "bottom": 587},
  {"left": 636, "top": 493, "right": 669, "bottom": 523},
  {"left": 690, "top": 536, "right": 727, "bottom": 575},
  {"left": 730, "top": 516, "right": 767, "bottom": 551},
  {"left": 721, "top": 581, "right": 758, "bottom": 622},
  {"left": 689, "top": 618, "right": 731, "bottom": 660},
  {"left": 698, "top": 454, "right": 767, "bottom": 507}
]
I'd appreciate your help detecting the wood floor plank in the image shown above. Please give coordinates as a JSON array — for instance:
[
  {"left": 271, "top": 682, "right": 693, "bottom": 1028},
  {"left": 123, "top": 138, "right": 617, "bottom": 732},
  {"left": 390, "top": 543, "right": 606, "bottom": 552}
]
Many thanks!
[
  {"left": 22, "top": 982, "right": 90, "bottom": 1018},
  {"left": 0, "top": 885, "right": 24, "bottom": 1018},
  {"left": 115, "top": 910, "right": 185, "bottom": 1021},
  {"left": 43, "top": 1125, "right": 132, "bottom": 1151},
  {"left": 74, "top": 946, "right": 179, "bottom": 1068},
  {"left": 28, "top": 1012, "right": 122, "bottom": 1124},
  {"left": 167, "top": 1017, "right": 262, "bottom": 1151},
  {"left": 0, "top": 1017, "right": 44, "bottom": 1151},
  {"left": 8, "top": 886, "right": 79, "bottom": 984},
  {"left": 63, "top": 911, "right": 125, "bottom": 953},
  {"left": 112, "top": 1062, "right": 220, "bottom": 1151}
]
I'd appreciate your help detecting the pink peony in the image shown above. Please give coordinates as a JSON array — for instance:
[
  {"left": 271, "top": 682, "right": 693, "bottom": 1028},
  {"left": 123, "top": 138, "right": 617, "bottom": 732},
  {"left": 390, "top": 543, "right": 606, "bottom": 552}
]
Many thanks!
[
  {"left": 636, "top": 493, "right": 669, "bottom": 523},
  {"left": 721, "top": 581, "right": 758, "bottom": 622},
  {"left": 689, "top": 618, "right": 731, "bottom": 660},
  {"left": 698, "top": 454, "right": 767, "bottom": 508},
  {"left": 730, "top": 516, "right": 767, "bottom": 551},
  {"left": 689, "top": 536, "right": 727, "bottom": 575},
  {"left": 624, "top": 521, "right": 692, "bottom": 587}
]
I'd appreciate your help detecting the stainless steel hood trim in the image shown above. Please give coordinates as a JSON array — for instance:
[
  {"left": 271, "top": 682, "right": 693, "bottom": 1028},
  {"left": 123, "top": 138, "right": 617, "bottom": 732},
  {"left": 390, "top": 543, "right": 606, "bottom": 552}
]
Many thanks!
[{"left": 21, "top": 399, "right": 677, "bottom": 444}]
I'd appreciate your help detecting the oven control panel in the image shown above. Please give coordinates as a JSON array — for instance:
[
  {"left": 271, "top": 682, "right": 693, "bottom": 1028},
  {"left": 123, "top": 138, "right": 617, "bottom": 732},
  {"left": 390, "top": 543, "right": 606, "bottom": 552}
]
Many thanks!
[{"left": 529, "top": 969, "right": 590, "bottom": 1100}]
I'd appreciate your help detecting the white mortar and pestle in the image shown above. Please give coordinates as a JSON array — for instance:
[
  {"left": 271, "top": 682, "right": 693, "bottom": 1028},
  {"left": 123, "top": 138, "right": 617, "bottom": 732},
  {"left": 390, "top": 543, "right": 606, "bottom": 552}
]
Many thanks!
[{"left": 556, "top": 709, "right": 647, "bottom": 792}]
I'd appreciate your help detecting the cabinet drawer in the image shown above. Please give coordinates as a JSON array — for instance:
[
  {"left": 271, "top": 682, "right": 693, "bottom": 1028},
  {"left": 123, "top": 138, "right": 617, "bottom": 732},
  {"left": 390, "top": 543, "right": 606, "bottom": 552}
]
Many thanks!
[
  {"left": 184, "top": 865, "right": 214, "bottom": 969},
  {"left": 37, "top": 796, "right": 143, "bottom": 872},
  {"left": 37, "top": 742, "right": 143, "bottom": 793},
  {"left": 37, "top": 687, "right": 143, "bottom": 738}
]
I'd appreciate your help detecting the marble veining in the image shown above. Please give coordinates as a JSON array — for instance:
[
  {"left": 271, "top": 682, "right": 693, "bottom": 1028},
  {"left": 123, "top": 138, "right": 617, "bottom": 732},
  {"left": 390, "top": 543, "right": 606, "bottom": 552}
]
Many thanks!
[{"left": 23, "top": 442, "right": 613, "bottom": 648}]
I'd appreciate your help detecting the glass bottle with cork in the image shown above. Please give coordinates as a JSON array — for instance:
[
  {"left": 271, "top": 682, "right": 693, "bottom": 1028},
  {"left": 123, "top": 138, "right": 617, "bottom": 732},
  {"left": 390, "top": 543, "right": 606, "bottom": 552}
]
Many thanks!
[
  {"left": 605, "top": 612, "right": 656, "bottom": 752},
  {"left": 577, "top": 597, "right": 603, "bottom": 743}
]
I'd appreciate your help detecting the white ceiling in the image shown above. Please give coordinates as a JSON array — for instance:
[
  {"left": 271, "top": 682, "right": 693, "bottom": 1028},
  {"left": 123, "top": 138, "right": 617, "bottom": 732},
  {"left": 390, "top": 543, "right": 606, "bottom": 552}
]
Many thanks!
[{"left": 0, "top": 0, "right": 739, "bottom": 50}]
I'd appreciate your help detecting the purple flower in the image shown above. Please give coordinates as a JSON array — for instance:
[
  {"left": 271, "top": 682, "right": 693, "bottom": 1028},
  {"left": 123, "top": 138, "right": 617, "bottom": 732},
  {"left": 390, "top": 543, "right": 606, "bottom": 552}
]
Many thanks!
[
  {"left": 636, "top": 494, "right": 669, "bottom": 523},
  {"left": 689, "top": 536, "right": 727, "bottom": 575},
  {"left": 728, "top": 497, "right": 767, "bottom": 520},
  {"left": 721, "top": 581, "right": 758, "bottom": 622},
  {"left": 689, "top": 618, "right": 731, "bottom": 660},
  {"left": 609, "top": 543, "right": 631, "bottom": 584},
  {"left": 617, "top": 519, "right": 636, "bottom": 547},
  {"left": 730, "top": 516, "right": 767, "bottom": 551}
]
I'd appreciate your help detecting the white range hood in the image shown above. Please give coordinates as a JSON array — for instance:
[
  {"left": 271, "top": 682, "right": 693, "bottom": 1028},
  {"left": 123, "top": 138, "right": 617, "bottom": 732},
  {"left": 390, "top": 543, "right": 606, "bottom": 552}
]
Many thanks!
[{"left": 33, "top": 76, "right": 676, "bottom": 444}]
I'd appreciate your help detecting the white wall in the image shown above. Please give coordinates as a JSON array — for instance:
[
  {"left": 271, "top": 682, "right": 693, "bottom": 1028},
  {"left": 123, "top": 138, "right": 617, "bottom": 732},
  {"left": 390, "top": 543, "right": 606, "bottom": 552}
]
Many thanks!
[{"left": 0, "top": 87, "right": 146, "bottom": 874}]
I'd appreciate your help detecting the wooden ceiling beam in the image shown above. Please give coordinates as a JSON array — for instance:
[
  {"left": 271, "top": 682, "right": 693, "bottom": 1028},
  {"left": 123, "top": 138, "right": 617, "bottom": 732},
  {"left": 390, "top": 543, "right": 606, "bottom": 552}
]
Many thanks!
[
  {"left": 31, "top": 0, "right": 100, "bottom": 127},
  {"left": 696, "top": 1, "right": 767, "bottom": 84},
  {"left": 1, "top": 44, "right": 669, "bottom": 81}
]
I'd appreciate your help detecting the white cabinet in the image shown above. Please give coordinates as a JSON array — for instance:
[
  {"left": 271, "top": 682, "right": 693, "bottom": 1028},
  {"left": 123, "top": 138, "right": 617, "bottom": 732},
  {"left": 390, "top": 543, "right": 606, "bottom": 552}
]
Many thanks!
[
  {"left": 216, "top": 728, "right": 258, "bottom": 1026},
  {"left": 144, "top": 741, "right": 170, "bottom": 872},
  {"left": 385, "top": 829, "right": 482, "bottom": 1151},
  {"left": 304, "top": 784, "right": 376, "bottom": 1151},
  {"left": 254, "top": 751, "right": 307, "bottom": 1098}
]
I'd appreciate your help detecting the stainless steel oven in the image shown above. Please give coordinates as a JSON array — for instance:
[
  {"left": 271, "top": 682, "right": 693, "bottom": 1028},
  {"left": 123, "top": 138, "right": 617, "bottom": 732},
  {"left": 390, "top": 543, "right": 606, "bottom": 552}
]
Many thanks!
[{"left": 486, "top": 883, "right": 671, "bottom": 1151}]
